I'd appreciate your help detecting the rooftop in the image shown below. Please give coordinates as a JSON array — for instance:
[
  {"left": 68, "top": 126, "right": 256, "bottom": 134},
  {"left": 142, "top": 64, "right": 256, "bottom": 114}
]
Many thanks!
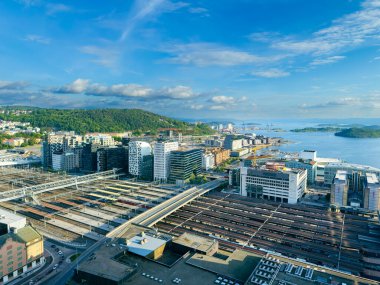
[
  {"left": 0, "top": 208, "right": 26, "bottom": 227},
  {"left": 366, "top": 172, "right": 379, "bottom": 184},
  {"left": 78, "top": 244, "right": 135, "bottom": 282},
  {"left": 173, "top": 232, "right": 217, "bottom": 253},
  {"left": 335, "top": 170, "right": 348, "bottom": 182},
  {"left": 326, "top": 162, "right": 380, "bottom": 172},
  {"left": 127, "top": 233, "right": 167, "bottom": 257},
  {"left": 17, "top": 226, "right": 42, "bottom": 244}
]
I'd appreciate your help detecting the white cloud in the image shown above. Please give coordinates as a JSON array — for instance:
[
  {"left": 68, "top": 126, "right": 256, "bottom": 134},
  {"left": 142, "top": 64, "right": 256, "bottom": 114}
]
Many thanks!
[
  {"left": 120, "top": 0, "right": 188, "bottom": 41},
  {"left": 46, "top": 3, "right": 71, "bottom": 15},
  {"left": 209, "top": 105, "right": 226, "bottom": 111},
  {"left": 251, "top": 68, "right": 290, "bottom": 78},
  {"left": 14, "top": 0, "right": 40, "bottom": 7},
  {"left": 80, "top": 45, "right": 120, "bottom": 68},
  {"left": 24, "top": 34, "right": 50, "bottom": 45},
  {"left": 0, "top": 81, "right": 29, "bottom": 90},
  {"left": 188, "top": 7, "right": 209, "bottom": 16},
  {"left": 56, "top": 79, "right": 90, "bottom": 93},
  {"left": 211, "top": 95, "right": 236, "bottom": 104},
  {"left": 52, "top": 79, "right": 200, "bottom": 100},
  {"left": 310, "top": 56, "right": 346, "bottom": 66},
  {"left": 163, "top": 43, "right": 284, "bottom": 66},
  {"left": 190, "top": 104, "right": 204, "bottom": 110},
  {"left": 271, "top": 0, "right": 380, "bottom": 56}
]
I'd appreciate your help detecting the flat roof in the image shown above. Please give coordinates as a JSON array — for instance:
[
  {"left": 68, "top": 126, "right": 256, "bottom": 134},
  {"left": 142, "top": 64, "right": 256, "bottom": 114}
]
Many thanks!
[
  {"left": 0, "top": 208, "right": 26, "bottom": 226},
  {"left": 366, "top": 173, "right": 379, "bottom": 184},
  {"left": 79, "top": 244, "right": 134, "bottom": 282},
  {"left": 335, "top": 170, "right": 347, "bottom": 181},
  {"left": 173, "top": 232, "right": 217, "bottom": 253},
  {"left": 127, "top": 233, "right": 167, "bottom": 257},
  {"left": 326, "top": 162, "right": 380, "bottom": 172},
  {"left": 17, "top": 226, "right": 42, "bottom": 243}
]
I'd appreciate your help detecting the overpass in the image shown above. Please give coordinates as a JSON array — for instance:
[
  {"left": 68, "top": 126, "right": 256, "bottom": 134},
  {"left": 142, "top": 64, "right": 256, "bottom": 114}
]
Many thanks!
[
  {"left": 47, "top": 178, "right": 226, "bottom": 285},
  {"left": 0, "top": 169, "right": 121, "bottom": 202},
  {"left": 109, "top": 178, "right": 226, "bottom": 235}
]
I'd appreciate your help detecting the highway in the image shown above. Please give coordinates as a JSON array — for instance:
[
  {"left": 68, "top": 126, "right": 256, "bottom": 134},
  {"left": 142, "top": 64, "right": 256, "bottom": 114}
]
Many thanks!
[{"left": 44, "top": 179, "right": 226, "bottom": 285}]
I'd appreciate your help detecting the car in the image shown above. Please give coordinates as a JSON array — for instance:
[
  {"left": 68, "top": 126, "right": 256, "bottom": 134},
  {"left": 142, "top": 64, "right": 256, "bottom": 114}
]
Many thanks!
[
  {"left": 58, "top": 251, "right": 63, "bottom": 255},
  {"left": 155, "top": 277, "right": 158, "bottom": 281},
  {"left": 59, "top": 261, "right": 63, "bottom": 265},
  {"left": 55, "top": 248, "right": 59, "bottom": 252},
  {"left": 51, "top": 244, "right": 56, "bottom": 248},
  {"left": 142, "top": 273, "right": 146, "bottom": 276},
  {"left": 53, "top": 264, "right": 58, "bottom": 270}
]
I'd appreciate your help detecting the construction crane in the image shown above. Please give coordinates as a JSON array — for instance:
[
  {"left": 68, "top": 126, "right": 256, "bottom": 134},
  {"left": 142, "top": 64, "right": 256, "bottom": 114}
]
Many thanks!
[{"left": 250, "top": 144, "right": 271, "bottom": 166}]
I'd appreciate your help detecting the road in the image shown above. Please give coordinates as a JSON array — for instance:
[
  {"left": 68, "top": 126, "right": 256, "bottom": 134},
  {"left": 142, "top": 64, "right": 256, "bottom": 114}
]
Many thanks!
[{"left": 46, "top": 179, "right": 226, "bottom": 285}]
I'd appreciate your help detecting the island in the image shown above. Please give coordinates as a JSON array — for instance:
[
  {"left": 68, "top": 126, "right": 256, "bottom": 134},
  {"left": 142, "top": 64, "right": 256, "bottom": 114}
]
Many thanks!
[
  {"left": 335, "top": 127, "right": 380, "bottom": 138},
  {"left": 291, "top": 127, "right": 342, "bottom": 133}
]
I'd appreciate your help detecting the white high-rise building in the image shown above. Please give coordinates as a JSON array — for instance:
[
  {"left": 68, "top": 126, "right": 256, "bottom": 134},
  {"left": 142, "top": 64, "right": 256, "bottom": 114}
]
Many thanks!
[
  {"left": 153, "top": 141, "right": 179, "bottom": 183},
  {"left": 364, "top": 173, "right": 380, "bottom": 211},
  {"left": 202, "top": 153, "right": 215, "bottom": 170},
  {"left": 240, "top": 167, "right": 307, "bottom": 204},
  {"left": 330, "top": 170, "right": 348, "bottom": 207},
  {"left": 129, "top": 141, "right": 152, "bottom": 176}
]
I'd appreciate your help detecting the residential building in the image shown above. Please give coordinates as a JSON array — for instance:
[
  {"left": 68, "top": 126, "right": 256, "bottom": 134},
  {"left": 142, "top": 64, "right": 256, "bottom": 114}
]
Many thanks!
[
  {"left": 324, "top": 162, "right": 380, "bottom": 185},
  {"left": 300, "top": 150, "right": 317, "bottom": 161},
  {"left": 82, "top": 143, "right": 103, "bottom": 172},
  {"left": 0, "top": 209, "right": 44, "bottom": 284},
  {"left": 230, "top": 148, "right": 249, "bottom": 157},
  {"left": 204, "top": 139, "right": 223, "bottom": 148},
  {"left": 330, "top": 170, "right": 349, "bottom": 207},
  {"left": 210, "top": 148, "right": 230, "bottom": 165},
  {"left": 141, "top": 155, "right": 154, "bottom": 181},
  {"left": 97, "top": 146, "right": 128, "bottom": 172},
  {"left": 168, "top": 149, "right": 202, "bottom": 185},
  {"left": 202, "top": 153, "right": 215, "bottom": 170},
  {"left": 285, "top": 159, "right": 317, "bottom": 184},
  {"left": 240, "top": 167, "right": 307, "bottom": 204},
  {"left": 41, "top": 132, "right": 82, "bottom": 168},
  {"left": 52, "top": 151, "right": 76, "bottom": 172},
  {"left": 153, "top": 141, "right": 179, "bottom": 183},
  {"left": 84, "top": 134, "right": 115, "bottom": 146},
  {"left": 364, "top": 173, "right": 380, "bottom": 212},
  {"left": 228, "top": 168, "right": 240, "bottom": 187},
  {"left": 223, "top": 135, "right": 243, "bottom": 150},
  {"left": 128, "top": 141, "right": 152, "bottom": 176}
]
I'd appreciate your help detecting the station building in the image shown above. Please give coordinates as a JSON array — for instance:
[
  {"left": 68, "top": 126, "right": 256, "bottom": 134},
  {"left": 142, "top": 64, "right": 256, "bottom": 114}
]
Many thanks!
[
  {"left": 0, "top": 209, "right": 44, "bottom": 284},
  {"left": 240, "top": 167, "right": 307, "bottom": 204}
]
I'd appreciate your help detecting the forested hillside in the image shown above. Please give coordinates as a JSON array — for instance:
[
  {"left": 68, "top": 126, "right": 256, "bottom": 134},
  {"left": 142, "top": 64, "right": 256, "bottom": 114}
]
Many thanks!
[{"left": 0, "top": 108, "right": 214, "bottom": 135}]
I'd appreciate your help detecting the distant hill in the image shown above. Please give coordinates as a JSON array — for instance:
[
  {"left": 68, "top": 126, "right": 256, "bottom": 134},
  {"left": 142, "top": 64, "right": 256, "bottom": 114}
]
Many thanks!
[
  {"left": 335, "top": 127, "right": 380, "bottom": 138},
  {"left": 0, "top": 108, "right": 215, "bottom": 135},
  {"left": 291, "top": 127, "right": 342, "bottom": 133}
]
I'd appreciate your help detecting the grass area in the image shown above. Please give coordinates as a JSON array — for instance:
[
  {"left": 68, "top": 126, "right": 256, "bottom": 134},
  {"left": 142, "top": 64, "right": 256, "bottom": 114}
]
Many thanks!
[{"left": 70, "top": 253, "right": 80, "bottom": 262}]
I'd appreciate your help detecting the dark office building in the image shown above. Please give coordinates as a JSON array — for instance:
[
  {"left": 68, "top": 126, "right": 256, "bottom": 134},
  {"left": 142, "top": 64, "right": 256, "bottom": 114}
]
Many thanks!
[
  {"left": 168, "top": 149, "right": 202, "bottom": 184},
  {"left": 141, "top": 154, "right": 154, "bottom": 181},
  {"left": 82, "top": 143, "right": 103, "bottom": 172},
  {"left": 97, "top": 146, "right": 128, "bottom": 172}
]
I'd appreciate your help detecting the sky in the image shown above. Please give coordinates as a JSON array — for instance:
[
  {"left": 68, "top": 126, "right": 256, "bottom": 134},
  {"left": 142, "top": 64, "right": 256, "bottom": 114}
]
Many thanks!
[{"left": 1, "top": 0, "right": 380, "bottom": 120}]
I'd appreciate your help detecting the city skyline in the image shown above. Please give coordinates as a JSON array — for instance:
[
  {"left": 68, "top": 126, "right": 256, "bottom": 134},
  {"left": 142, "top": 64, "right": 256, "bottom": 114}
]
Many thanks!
[{"left": 1, "top": 0, "right": 380, "bottom": 119}]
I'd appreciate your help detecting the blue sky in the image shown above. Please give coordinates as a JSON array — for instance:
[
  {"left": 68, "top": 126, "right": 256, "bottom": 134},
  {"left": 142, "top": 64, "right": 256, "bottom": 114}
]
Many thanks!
[{"left": 1, "top": 0, "right": 380, "bottom": 119}]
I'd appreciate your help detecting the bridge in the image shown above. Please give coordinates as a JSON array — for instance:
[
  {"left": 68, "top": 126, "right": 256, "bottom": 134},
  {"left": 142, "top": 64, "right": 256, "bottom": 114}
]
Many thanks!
[
  {"left": 47, "top": 178, "right": 227, "bottom": 285},
  {"left": 0, "top": 169, "right": 121, "bottom": 202}
]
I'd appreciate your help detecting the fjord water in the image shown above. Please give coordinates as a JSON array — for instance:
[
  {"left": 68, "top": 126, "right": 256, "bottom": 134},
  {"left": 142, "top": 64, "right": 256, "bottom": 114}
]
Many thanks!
[{"left": 241, "top": 119, "right": 380, "bottom": 168}]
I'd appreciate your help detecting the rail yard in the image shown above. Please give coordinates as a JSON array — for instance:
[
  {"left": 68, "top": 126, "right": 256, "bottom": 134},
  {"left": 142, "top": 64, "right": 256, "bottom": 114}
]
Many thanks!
[
  {"left": 156, "top": 192, "right": 380, "bottom": 276},
  {"left": 0, "top": 168, "right": 179, "bottom": 246}
]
